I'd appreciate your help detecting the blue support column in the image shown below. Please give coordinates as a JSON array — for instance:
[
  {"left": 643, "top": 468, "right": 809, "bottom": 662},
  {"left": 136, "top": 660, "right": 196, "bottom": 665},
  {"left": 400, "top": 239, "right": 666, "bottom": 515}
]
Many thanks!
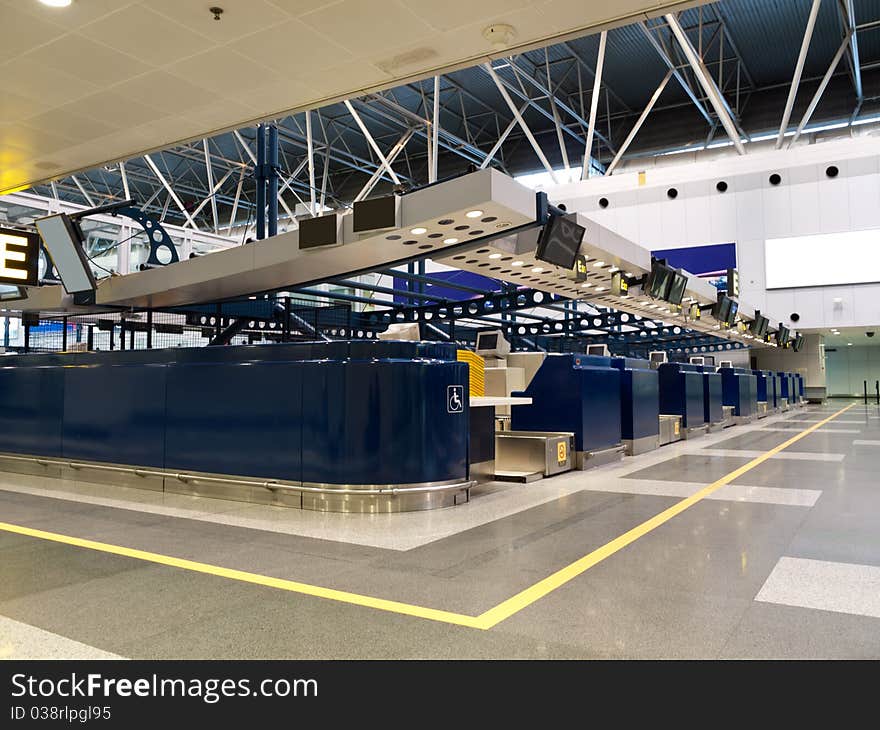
[
  {"left": 255, "top": 124, "right": 267, "bottom": 240},
  {"left": 267, "top": 124, "right": 279, "bottom": 238}
]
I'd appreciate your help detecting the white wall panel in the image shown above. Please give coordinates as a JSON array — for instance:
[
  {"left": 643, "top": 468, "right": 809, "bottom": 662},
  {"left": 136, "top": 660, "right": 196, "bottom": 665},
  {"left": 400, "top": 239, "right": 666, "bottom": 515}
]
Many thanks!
[
  {"left": 788, "top": 182, "right": 821, "bottom": 236},
  {"left": 848, "top": 173, "right": 880, "bottom": 231},
  {"left": 818, "top": 172, "right": 851, "bottom": 233},
  {"left": 762, "top": 185, "right": 792, "bottom": 238}
]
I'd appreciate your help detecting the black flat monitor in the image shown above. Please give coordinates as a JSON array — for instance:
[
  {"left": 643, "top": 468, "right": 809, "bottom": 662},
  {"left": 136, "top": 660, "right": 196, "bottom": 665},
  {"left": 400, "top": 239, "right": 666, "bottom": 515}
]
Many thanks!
[
  {"left": 776, "top": 325, "right": 790, "bottom": 347},
  {"left": 726, "top": 299, "right": 739, "bottom": 327},
  {"left": 713, "top": 294, "right": 731, "bottom": 325},
  {"left": 34, "top": 214, "right": 97, "bottom": 294},
  {"left": 749, "top": 313, "right": 767, "bottom": 338},
  {"left": 535, "top": 214, "right": 585, "bottom": 270},
  {"left": 666, "top": 270, "right": 688, "bottom": 305},
  {"left": 792, "top": 333, "right": 805, "bottom": 352},
  {"left": 646, "top": 260, "right": 674, "bottom": 300}
]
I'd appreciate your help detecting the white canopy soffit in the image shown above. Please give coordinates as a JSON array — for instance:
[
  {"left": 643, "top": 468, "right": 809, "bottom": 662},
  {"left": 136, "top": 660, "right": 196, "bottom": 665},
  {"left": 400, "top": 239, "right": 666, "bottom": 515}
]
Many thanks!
[{"left": 0, "top": 0, "right": 703, "bottom": 194}]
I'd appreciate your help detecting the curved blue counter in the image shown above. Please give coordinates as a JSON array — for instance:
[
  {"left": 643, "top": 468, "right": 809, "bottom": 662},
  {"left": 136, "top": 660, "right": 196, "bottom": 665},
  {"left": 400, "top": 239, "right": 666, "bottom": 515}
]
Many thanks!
[{"left": 0, "top": 342, "right": 470, "bottom": 510}]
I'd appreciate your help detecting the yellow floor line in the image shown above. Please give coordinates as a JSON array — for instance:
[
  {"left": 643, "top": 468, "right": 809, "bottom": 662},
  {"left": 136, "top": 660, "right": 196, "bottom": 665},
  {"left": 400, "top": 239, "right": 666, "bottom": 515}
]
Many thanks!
[
  {"left": 474, "top": 402, "right": 855, "bottom": 629},
  {"left": 0, "top": 403, "right": 854, "bottom": 631}
]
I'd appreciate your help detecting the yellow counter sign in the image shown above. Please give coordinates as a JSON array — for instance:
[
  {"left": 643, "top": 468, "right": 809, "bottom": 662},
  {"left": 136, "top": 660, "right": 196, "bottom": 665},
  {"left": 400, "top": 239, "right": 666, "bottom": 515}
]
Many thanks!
[
  {"left": 557, "top": 441, "right": 567, "bottom": 465},
  {"left": 0, "top": 228, "right": 39, "bottom": 287}
]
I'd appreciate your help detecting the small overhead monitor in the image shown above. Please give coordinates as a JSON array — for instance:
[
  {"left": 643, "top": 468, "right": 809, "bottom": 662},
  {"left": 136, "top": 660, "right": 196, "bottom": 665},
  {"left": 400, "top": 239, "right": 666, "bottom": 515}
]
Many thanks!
[
  {"left": 719, "top": 360, "right": 733, "bottom": 368},
  {"left": 726, "top": 299, "right": 739, "bottom": 327},
  {"left": 712, "top": 294, "right": 731, "bottom": 325},
  {"left": 610, "top": 271, "right": 629, "bottom": 297},
  {"left": 649, "top": 350, "right": 668, "bottom": 367},
  {"left": 775, "top": 325, "right": 790, "bottom": 347},
  {"left": 586, "top": 344, "right": 610, "bottom": 357},
  {"left": 535, "top": 214, "right": 585, "bottom": 270},
  {"left": 689, "top": 356, "right": 705, "bottom": 366},
  {"left": 34, "top": 214, "right": 97, "bottom": 294},
  {"left": 792, "top": 333, "right": 805, "bottom": 352},
  {"left": 666, "top": 270, "right": 689, "bottom": 306},
  {"left": 298, "top": 213, "right": 338, "bottom": 249},
  {"left": 475, "top": 329, "right": 510, "bottom": 358},
  {"left": 352, "top": 195, "right": 397, "bottom": 233},
  {"left": 749, "top": 312, "right": 766, "bottom": 338},
  {"left": 646, "top": 259, "right": 673, "bottom": 300}
]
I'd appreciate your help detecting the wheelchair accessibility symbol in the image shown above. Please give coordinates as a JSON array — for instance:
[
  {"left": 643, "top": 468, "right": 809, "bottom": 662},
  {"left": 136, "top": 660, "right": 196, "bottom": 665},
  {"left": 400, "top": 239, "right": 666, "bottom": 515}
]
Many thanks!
[{"left": 447, "top": 385, "right": 464, "bottom": 413}]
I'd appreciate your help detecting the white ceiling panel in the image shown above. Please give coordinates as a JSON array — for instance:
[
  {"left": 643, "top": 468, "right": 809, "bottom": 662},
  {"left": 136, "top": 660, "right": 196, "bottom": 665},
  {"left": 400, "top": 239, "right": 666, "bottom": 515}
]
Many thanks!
[{"left": 0, "top": 0, "right": 702, "bottom": 194}]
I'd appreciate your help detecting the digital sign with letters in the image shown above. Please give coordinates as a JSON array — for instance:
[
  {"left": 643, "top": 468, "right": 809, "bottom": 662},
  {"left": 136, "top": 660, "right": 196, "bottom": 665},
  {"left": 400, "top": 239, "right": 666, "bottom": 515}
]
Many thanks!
[{"left": 0, "top": 227, "right": 39, "bottom": 287}]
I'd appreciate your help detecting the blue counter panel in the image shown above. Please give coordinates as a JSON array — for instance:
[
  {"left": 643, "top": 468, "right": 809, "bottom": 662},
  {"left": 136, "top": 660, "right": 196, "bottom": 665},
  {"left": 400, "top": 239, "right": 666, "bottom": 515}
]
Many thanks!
[
  {"left": 658, "top": 365, "right": 705, "bottom": 428},
  {"left": 62, "top": 364, "right": 167, "bottom": 468},
  {"left": 164, "top": 361, "right": 303, "bottom": 481},
  {"left": 301, "top": 360, "right": 468, "bottom": 485},
  {"left": 620, "top": 369, "right": 660, "bottom": 440},
  {"left": 0, "top": 343, "right": 466, "bottom": 486},
  {"left": 511, "top": 355, "right": 621, "bottom": 452},
  {"left": 703, "top": 373, "right": 723, "bottom": 424},
  {"left": 0, "top": 367, "right": 63, "bottom": 457}
]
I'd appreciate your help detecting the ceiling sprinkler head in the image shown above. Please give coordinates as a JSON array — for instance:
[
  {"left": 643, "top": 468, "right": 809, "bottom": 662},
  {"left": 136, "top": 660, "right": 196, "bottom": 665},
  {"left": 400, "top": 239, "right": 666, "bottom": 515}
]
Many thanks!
[
  {"left": 483, "top": 24, "right": 517, "bottom": 51},
  {"left": 209, "top": 6, "right": 224, "bottom": 21}
]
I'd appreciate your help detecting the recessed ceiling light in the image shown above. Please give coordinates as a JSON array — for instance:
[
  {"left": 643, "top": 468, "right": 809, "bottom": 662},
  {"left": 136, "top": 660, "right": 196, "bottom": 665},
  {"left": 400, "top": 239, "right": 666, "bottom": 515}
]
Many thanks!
[
  {"left": 593, "top": 260, "right": 605, "bottom": 268},
  {"left": 531, "top": 267, "right": 543, "bottom": 273},
  {"left": 38, "top": 0, "right": 73, "bottom": 6},
  {"left": 581, "top": 282, "right": 592, "bottom": 288},
  {"left": 511, "top": 260, "right": 524, "bottom": 267},
  {"left": 848, "top": 342, "right": 853, "bottom": 346},
  {"left": 443, "top": 237, "right": 458, "bottom": 244},
  {"left": 488, "top": 253, "right": 502, "bottom": 259},
  {"left": 607, "top": 266, "right": 620, "bottom": 273},
  {"left": 466, "top": 210, "right": 484, "bottom": 218},
  {"left": 410, "top": 227, "right": 427, "bottom": 235},
  {"left": 594, "top": 286, "right": 607, "bottom": 292}
]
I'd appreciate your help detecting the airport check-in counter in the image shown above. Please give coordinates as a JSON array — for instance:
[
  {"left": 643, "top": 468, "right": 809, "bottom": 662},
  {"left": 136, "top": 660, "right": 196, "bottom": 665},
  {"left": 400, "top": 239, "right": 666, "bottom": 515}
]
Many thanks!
[
  {"left": 610, "top": 357, "right": 660, "bottom": 455},
  {"left": 511, "top": 354, "right": 624, "bottom": 468},
  {"left": 0, "top": 341, "right": 471, "bottom": 512},
  {"left": 777, "top": 371, "right": 795, "bottom": 409},
  {"left": 657, "top": 363, "right": 706, "bottom": 439},
  {"left": 796, "top": 373, "right": 805, "bottom": 403},
  {"left": 718, "top": 367, "right": 758, "bottom": 423},
  {"left": 696, "top": 365, "right": 726, "bottom": 430},
  {"left": 752, "top": 369, "right": 773, "bottom": 417}
]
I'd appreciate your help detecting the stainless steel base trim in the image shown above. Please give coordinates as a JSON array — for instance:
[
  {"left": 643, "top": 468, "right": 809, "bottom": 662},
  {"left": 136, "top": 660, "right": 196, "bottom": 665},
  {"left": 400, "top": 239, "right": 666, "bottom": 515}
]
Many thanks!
[
  {"left": 0, "top": 452, "right": 474, "bottom": 513},
  {"left": 623, "top": 435, "right": 660, "bottom": 456}
]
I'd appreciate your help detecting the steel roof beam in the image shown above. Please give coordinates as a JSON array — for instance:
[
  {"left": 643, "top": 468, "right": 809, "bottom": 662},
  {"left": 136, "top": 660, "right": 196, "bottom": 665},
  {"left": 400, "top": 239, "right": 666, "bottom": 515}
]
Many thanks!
[
  {"left": 776, "top": 0, "right": 822, "bottom": 148},
  {"left": 665, "top": 13, "right": 746, "bottom": 155}
]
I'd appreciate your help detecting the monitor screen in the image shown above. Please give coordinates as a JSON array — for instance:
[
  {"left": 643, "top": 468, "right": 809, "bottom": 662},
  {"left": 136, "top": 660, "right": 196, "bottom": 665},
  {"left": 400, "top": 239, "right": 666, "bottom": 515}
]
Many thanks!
[
  {"left": 649, "top": 352, "right": 667, "bottom": 364},
  {"left": 34, "top": 214, "right": 96, "bottom": 294},
  {"left": 726, "top": 299, "right": 739, "bottom": 326},
  {"left": 298, "top": 213, "right": 338, "bottom": 249},
  {"left": 792, "top": 334, "right": 805, "bottom": 352},
  {"left": 586, "top": 344, "right": 608, "bottom": 356},
  {"left": 647, "top": 261, "right": 673, "bottom": 299},
  {"left": 776, "top": 326, "right": 790, "bottom": 346},
  {"left": 352, "top": 196, "right": 396, "bottom": 233},
  {"left": 666, "top": 270, "right": 688, "bottom": 305},
  {"left": 477, "top": 333, "right": 498, "bottom": 351},
  {"left": 749, "top": 314, "right": 765, "bottom": 337},
  {"left": 713, "top": 295, "right": 731, "bottom": 324},
  {"left": 535, "top": 214, "right": 585, "bottom": 270}
]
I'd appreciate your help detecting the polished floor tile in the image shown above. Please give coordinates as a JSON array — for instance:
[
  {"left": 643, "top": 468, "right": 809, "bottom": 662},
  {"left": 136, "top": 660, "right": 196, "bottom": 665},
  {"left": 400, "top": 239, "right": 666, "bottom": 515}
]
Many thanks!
[{"left": 755, "top": 557, "right": 880, "bottom": 618}]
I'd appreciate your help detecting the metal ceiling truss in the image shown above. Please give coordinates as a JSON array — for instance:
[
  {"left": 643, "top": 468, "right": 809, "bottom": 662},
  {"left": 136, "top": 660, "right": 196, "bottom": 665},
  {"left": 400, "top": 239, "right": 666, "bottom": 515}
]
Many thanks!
[{"left": 15, "top": 0, "right": 880, "bottom": 237}]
